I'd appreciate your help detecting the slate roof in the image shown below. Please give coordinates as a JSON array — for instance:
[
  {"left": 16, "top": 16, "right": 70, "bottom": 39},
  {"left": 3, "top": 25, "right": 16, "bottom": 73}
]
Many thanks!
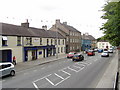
[
  {"left": 82, "top": 34, "right": 95, "bottom": 40},
  {"left": 0, "top": 23, "right": 64, "bottom": 39},
  {"left": 62, "top": 24, "right": 81, "bottom": 33}
]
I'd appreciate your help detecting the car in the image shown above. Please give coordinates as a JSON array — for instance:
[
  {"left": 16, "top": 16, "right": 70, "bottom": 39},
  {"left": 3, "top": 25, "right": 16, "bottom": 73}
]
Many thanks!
[
  {"left": 67, "top": 52, "right": 77, "bottom": 58},
  {"left": 98, "top": 49, "right": 103, "bottom": 53},
  {"left": 94, "top": 48, "right": 98, "bottom": 52},
  {"left": 87, "top": 50, "right": 95, "bottom": 56},
  {"left": 101, "top": 51, "right": 109, "bottom": 57},
  {"left": 0, "top": 62, "right": 16, "bottom": 77},
  {"left": 108, "top": 48, "right": 113, "bottom": 53},
  {"left": 72, "top": 54, "right": 84, "bottom": 61}
]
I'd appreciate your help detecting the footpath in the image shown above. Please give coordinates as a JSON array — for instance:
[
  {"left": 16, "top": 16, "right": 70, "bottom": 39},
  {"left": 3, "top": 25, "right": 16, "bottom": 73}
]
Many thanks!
[
  {"left": 14, "top": 54, "right": 66, "bottom": 72},
  {"left": 96, "top": 50, "right": 118, "bottom": 88}
]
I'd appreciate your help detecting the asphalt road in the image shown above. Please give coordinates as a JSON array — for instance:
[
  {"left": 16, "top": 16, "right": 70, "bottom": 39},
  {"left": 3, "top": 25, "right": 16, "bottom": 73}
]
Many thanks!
[{"left": 1, "top": 52, "right": 116, "bottom": 89}]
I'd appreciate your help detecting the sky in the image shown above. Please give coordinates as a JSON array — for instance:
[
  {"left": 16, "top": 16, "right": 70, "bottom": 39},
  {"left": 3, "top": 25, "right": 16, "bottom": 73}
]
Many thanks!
[{"left": 0, "top": 0, "right": 108, "bottom": 39}]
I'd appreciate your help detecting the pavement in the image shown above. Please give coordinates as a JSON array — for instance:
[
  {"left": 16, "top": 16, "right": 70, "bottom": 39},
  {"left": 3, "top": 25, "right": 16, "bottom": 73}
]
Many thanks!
[{"left": 14, "top": 54, "right": 67, "bottom": 72}]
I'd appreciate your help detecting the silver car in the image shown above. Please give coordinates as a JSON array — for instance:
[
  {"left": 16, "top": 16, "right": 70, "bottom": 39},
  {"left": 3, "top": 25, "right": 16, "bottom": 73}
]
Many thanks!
[
  {"left": 101, "top": 51, "right": 109, "bottom": 57},
  {"left": 0, "top": 62, "right": 15, "bottom": 77}
]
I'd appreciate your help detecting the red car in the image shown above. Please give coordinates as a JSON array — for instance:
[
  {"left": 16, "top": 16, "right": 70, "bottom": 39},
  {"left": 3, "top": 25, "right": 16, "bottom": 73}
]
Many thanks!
[
  {"left": 67, "top": 52, "right": 76, "bottom": 58},
  {"left": 87, "top": 50, "right": 95, "bottom": 56}
]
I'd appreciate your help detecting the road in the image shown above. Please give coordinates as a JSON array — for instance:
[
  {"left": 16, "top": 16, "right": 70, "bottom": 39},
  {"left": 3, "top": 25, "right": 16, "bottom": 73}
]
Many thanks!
[{"left": 1, "top": 52, "right": 116, "bottom": 89}]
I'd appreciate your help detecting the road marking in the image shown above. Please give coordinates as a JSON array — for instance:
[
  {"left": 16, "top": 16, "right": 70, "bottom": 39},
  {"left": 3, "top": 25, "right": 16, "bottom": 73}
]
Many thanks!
[
  {"left": 45, "top": 77, "right": 55, "bottom": 86},
  {"left": 59, "top": 69, "right": 71, "bottom": 75},
  {"left": 54, "top": 73, "right": 64, "bottom": 80},
  {"left": 33, "top": 70, "right": 37, "bottom": 72},
  {"left": 41, "top": 67, "right": 45, "bottom": 69},
  {"left": 54, "top": 75, "right": 70, "bottom": 86},
  {"left": 33, "top": 82, "right": 39, "bottom": 89},
  {"left": 73, "top": 65, "right": 82, "bottom": 68},
  {"left": 67, "top": 67, "right": 78, "bottom": 72},
  {"left": 33, "top": 74, "right": 52, "bottom": 83}
]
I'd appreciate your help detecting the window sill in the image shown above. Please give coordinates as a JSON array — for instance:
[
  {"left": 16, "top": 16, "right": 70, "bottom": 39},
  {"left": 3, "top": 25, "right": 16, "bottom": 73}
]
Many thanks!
[
  {"left": 17, "top": 44, "right": 22, "bottom": 46},
  {"left": 2, "top": 45, "right": 8, "bottom": 46}
]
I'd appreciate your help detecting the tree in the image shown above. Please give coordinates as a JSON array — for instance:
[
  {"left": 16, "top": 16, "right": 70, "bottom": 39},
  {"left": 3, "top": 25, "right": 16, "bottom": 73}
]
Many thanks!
[{"left": 100, "top": 1, "right": 120, "bottom": 46}]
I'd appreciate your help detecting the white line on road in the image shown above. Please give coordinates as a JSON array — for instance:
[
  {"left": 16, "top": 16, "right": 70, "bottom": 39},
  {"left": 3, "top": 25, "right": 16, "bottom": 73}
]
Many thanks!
[
  {"left": 73, "top": 65, "right": 82, "bottom": 69},
  {"left": 33, "top": 70, "right": 37, "bottom": 72},
  {"left": 54, "top": 73, "right": 64, "bottom": 80},
  {"left": 54, "top": 76, "right": 70, "bottom": 86},
  {"left": 45, "top": 77, "right": 55, "bottom": 86},
  {"left": 59, "top": 69, "right": 71, "bottom": 75},
  {"left": 33, "top": 74, "right": 52, "bottom": 82},
  {"left": 67, "top": 67, "right": 78, "bottom": 72},
  {"left": 33, "top": 82, "right": 39, "bottom": 89}
]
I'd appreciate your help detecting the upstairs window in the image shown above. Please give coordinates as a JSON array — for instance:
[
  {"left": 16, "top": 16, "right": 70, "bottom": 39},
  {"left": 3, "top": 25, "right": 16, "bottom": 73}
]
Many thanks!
[
  {"left": 26, "top": 37, "right": 32, "bottom": 45},
  {"left": 17, "top": 36, "right": 21, "bottom": 46},
  {"left": 40, "top": 38, "right": 42, "bottom": 45},
  {"left": 58, "top": 39, "right": 60, "bottom": 45},
  {"left": 2, "top": 36, "right": 8, "bottom": 46},
  {"left": 47, "top": 39, "right": 49, "bottom": 45},
  {"left": 63, "top": 40, "right": 64, "bottom": 45}
]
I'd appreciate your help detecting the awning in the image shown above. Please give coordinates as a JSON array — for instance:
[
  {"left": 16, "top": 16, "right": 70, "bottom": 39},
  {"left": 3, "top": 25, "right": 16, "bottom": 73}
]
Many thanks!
[
  {"left": 0, "top": 48, "right": 12, "bottom": 50},
  {"left": 2, "top": 36, "right": 7, "bottom": 40}
]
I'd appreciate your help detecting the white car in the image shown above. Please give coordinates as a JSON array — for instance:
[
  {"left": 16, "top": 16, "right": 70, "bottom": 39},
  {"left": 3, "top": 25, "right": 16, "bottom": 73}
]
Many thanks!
[
  {"left": 101, "top": 51, "right": 109, "bottom": 57},
  {"left": 108, "top": 49, "right": 113, "bottom": 53},
  {"left": 0, "top": 62, "right": 15, "bottom": 77}
]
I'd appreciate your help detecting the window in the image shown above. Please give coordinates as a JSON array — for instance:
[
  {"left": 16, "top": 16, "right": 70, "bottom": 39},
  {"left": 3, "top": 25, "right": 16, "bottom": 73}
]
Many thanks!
[
  {"left": 40, "top": 38, "right": 42, "bottom": 45},
  {"left": 61, "top": 47, "right": 63, "bottom": 53},
  {"left": 47, "top": 39, "right": 49, "bottom": 45},
  {"left": 17, "top": 36, "right": 21, "bottom": 46},
  {"left": 26, "top": 37, "right": 32, "bottom": 45},
  {"left": 55, "top": 39, "right": 57, "bottom": 45},
  {"left": 58, "top": 47, "right": 60, "bottom": 53},
  {"left": 2, "top": 36, "right": 7, "bottom": 46},
  {"left": 63, "top": 40, "right": 64, "bottom": 45},
  {"left": 51, "top": 39, "right": 53, "bottom": 45},
  {"left": 58, "top": 39, "right": 60, "bottom": 45}
]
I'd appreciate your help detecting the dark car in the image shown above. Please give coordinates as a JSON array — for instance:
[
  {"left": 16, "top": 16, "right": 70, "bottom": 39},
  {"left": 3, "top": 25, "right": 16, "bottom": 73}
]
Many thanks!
[
  {"left": 72, "top": 54, "right": 84, "bottom": 61},
  {"left": 87, "top": 50, "right": 95, "bottom": 56},
  {"left": 67, "top": 52, "right": 76, "bottom": 58}
]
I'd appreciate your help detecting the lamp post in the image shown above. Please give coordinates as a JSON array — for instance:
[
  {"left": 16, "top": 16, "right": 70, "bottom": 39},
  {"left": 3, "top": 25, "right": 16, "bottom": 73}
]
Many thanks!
[{"left": 55, "top": 25, "right": 58, "bottom": 59}]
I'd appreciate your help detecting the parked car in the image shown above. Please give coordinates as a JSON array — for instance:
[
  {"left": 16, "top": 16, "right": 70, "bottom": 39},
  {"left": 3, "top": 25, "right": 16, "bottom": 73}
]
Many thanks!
[
  {"left": 0, "top": 62, "right": 15, "bottom": 77},
  {"left": 72, "top": 54, "right": 84, "bottom": 61},
  {"left": 67, "top": 52, "right": 77, "bottom": 58},
  {"left": 101, "top": 51, "right": 109, "bottom": 57},
  {"left": 98, "top": 49, "right": 103, "bottom": 53},
  {"left": 108, "top": 48, "right": 113, "bottom": 53},
  {"left": 87, "top": 50, "right": 95, "bottom": 56}
]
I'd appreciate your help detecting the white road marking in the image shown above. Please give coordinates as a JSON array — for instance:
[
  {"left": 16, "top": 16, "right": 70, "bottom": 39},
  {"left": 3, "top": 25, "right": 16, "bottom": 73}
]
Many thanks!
[
  {"left": 67, "top": 67, "right": 78, "bottom": 72},
  {"left": 45, "top": 77, "right": 55, "bottom": 86},
  {"left": 59, "top": 69, "right": 71, "bottom": 75},
  {"left": 54, "top": 73, "right": 64, "bottom": 80},
  {"left": 54, "top": 76, "right": 70, "bottom": 86},
  {"left": 33, "top": 74, "right": 52, "bottom": 82},
  {"left": 73, "top": 65, "right": 82, "bottom": 68},
  {"left": 33, "top": 70, "right": 37, "bottom": 72},
  {"left": 33, "top": 82, "right": 39, "bottom": 89}
]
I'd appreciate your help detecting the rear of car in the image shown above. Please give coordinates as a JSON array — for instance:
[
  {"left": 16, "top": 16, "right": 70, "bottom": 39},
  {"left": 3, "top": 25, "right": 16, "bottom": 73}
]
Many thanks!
[
  {"left": 0, "top": 63, "right": 15, "bottom": 77},
  {"left": 72, "top": 54, "right": 84, "bottom": 61},
  {"left": 108, "top": 49, "right": 113, "bottom": 53},
  {"left": 87, "top": 50, "right": 95, "bottom": 56},
  {"left": 67, "top": 52, "right": 76, "bottom": 58},
  {"left": 101, "top": 51, "right": 109, "bottom": 57},
  {"left": 98, "top": 49, "right": 103, "bottom": 53}
]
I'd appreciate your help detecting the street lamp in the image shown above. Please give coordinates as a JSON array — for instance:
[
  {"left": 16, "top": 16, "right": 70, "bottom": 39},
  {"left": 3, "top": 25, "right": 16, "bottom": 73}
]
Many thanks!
[{"left": 55, "top": 25, "right": 58, "bottom": 59}]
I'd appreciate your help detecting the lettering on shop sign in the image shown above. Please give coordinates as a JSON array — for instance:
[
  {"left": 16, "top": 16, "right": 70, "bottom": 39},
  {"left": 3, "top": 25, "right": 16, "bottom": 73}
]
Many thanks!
[{"left": 34, "top": 38, "right": 39, "bottom": 42}]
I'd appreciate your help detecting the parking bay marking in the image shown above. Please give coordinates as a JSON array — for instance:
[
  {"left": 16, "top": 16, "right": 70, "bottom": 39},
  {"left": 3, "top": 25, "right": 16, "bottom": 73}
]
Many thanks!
[{"left": 54, "top": 73, "right": 64, "bottom": 80}]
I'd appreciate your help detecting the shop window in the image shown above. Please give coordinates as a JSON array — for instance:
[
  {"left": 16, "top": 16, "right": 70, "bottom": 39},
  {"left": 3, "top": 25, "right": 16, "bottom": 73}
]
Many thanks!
[
  {"left": 2, "top": 36, "right": 8, "bottom": 46},
  {"left": 40, "top": 38, "right": 42, "bottom": 45},
  {"left": 17, "top": 36, "right": 21, "bottom": 46}
]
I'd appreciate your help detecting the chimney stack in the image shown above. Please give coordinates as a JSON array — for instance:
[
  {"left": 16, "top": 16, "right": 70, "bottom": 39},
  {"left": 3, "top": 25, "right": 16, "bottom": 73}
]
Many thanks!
[
  {"left": 56, "top": 19, "right": 60, "bottom": 24},
  {"left": 63, "top": 22, "right": 67, "bottom": 25},
  {"left": 42, "top": 25, "right": 47, "bottom": 30},
  {"left": 21, "top": 19, "right": 29, "bottom": 28}
]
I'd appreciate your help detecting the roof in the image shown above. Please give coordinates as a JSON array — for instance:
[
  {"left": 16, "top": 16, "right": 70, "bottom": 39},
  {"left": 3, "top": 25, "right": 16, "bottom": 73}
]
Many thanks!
[
  {"left": 82, "top": 34, "right": 95, "bottom": 40},
  {"left": 62, "top": 23, "right": 81, "bottom": 33},
  {"left": 0, "top": 23, "right": 64, "bottom": 39}
]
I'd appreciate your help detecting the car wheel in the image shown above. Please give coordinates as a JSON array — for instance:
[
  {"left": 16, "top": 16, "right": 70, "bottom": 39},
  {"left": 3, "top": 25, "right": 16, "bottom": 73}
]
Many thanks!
[{"left": 10, "top": 70, "right": 15, "bottom": 76}]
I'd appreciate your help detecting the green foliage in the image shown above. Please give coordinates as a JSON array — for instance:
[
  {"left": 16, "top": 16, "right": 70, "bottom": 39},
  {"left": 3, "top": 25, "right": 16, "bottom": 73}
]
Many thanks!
[{"left": 100, "top": 1, "right": 120, "bottom": 46}]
